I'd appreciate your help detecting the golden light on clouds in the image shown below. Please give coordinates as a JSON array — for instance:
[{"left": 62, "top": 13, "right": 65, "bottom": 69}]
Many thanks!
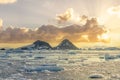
[
  {"left": 0, "top": 0, "right": 17, "bottom": 4},
  {"left": 56, "top": 8, "right": 86, "bottom": 25},
  {"left": 0, "top": 6, "right": 115, "bottom": 47},
  {"left": 107, "top": 5, "right": 120, "bottom": 17},
  {"left": 21, "top": 27, "right": 29, "bottom": 33},
  {"left": 56, "top": 8, "right": 74, "bottom": 23},
  {"left": 81, "top": 35, "right": 89, "bottom": 42},
  {"left": 0, "top": 19, "right": 3, "bottom": 27},
  {"left": 0, "top": 7, "right": 111, "bottom": 45},
  {"left": 0, "top": 0, "right": 120, "bottom": 48},
  {"left": 101, "top": 33, "right": 110, "bottom": 40},
  {"left": 97, "top": 33, "right": 110, "bottom": 43},
  {"left": 56, "top": 8, "right": 108, "bottom": 26}
]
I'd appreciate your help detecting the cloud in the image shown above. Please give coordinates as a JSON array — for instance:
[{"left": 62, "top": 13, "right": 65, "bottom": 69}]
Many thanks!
[
  {"left": 56, "top": 8, "right": 91, "bottom": 25},
  {"left": 61, "top": 18, "right": 110, "bottom": 43},
  {"left": 107, "top": 5, "right": 120, "bottom": 16},
  {"left": 56, "top": 8, "right": 74, "bottom": 23},
  {"left": 0, "top": 27, "right": 31, "bottom": 42},
  {"left": 0, "top": 0, "right": 17, "bottom": 4},
  {"left": 81, "top": 15, "right": 88, "bottom": 20},
  {"left": 0, "top": 19, "right": 3, "bottom": 30},
  {"left": 0, "top": 19, "right": 3, "bottom": 27},
  {"left": 0, "top": 17, "right": 110, "bottom": 44},
  {"left": 0, "top": 8, "right": 110, "bottom": 44}
]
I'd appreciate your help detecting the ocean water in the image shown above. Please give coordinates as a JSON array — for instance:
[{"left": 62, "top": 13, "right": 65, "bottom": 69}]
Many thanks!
[{"left": 0, "top": 50, "right": 120, "bottom": 80}]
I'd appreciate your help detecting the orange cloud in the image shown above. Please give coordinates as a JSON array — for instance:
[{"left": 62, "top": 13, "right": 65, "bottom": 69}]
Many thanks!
[
  {"left": 56, "top": 8, "right": 91, "bottom": 25},
  {"left": 0, "top": 8, "right": 110, "bottom": 44},
  {"left": 0, "top": 19, "right": 3, "bottom": 30},
  {"left": 56, "top": 8, "right": 73, "bottom": 23},
  {"left": 0, "top": 0, "right": 17, "bottom": 4},
  {"left": 0, "top": 17, "right": 110, "bottom": 44},
  {"left": 0, "top": 19, "right": 2, "bottom": 26}
]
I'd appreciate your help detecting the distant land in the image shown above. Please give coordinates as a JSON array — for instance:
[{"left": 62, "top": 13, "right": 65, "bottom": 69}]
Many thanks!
[
  {"left": 17, "top": 39, "right": 78, "bottom": 50},
  {"left": 0, "top": 39, "right": 119, "bottom": 51}
]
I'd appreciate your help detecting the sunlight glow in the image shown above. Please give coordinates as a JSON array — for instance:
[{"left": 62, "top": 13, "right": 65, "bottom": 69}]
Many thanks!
[
  {"left": 107, "top": 6, "right": 120, "bottom": 16},
  {"left": 101, "top": 33, "right": 110, "bottom": 40},
  {"left": 97, "top": 33, "right": 110, "bottom": 43},
  {"left": 0, "top": 19, "right": 3, "bottom": 27},
  {"left": 81, "top": 35, "right": 89, "bottom": 41},
  {"left": 97, "top": 17, "right": 105, "bottom": 25}
]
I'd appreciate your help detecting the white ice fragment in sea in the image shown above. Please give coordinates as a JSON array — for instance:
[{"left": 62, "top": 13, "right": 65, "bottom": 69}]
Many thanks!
[
  {"left": 111, "top": 74, "right": 120, "bottom": 79},
  {"left": 24, "top": 64, "right": 64, "bottom": 73},
  {"left": 11, "top": 73, "right": 24, "bottom": 78}
]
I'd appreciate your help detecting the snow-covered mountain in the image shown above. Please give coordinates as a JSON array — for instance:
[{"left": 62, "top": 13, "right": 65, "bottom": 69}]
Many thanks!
[
  {"left": 54, "top": 39, "right": 78, "bottom": 50},
  {"left": 19, "top": 40, "right": 52, "bottom": 50},
  {"left": 18, "top": 39, "right": 79, "bottom": 50}
]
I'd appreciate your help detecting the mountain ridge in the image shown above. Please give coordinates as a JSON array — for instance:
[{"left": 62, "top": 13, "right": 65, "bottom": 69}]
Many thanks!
[
  {"left": 19, "top": 39, "right": 79, "bottom": 50},
  {"left": 54, "top": 39, "right": 78, "bottom": 50}
]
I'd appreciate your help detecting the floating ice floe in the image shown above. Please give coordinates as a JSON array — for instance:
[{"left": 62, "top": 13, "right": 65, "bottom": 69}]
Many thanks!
[
  {"left": 24, "top": 64, "right": 64, "bottom": 73},
  {"left": 104, "top": 54, "right": 120, "bottom": 61},
  {"left": 111, "top": 74, "right": 120, "bottom": 79}
]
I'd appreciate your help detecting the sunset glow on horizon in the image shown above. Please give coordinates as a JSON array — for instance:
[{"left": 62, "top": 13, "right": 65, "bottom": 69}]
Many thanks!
[{"left": 0, "top": 0, "right": 120, "bottom": 48}]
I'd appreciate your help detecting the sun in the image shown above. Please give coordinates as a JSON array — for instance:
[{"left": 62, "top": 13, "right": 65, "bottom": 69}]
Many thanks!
[
  {"left": 101, "top": 33, "right": 110, "bottom": 42},
  {"left": 97, "top": 33, "right": 110, "bottom": 43},
  {"left": 101, "top": 33, "right": 109, "bottom": 40}
]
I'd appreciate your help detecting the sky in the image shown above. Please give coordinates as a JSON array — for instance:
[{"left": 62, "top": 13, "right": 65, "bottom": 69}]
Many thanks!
[{"left": 0, "top": 0, "right": 120, "bottom": 48}]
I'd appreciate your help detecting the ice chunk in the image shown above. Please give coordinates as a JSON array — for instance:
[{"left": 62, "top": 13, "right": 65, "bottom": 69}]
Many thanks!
[{"left": 24, "top": 64, "right": 64, "bottom": 72}]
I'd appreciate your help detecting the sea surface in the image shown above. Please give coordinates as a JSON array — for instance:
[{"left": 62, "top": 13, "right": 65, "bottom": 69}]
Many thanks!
[{"left": 0, "top": 50, "right": 120, "bottom": 80}]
